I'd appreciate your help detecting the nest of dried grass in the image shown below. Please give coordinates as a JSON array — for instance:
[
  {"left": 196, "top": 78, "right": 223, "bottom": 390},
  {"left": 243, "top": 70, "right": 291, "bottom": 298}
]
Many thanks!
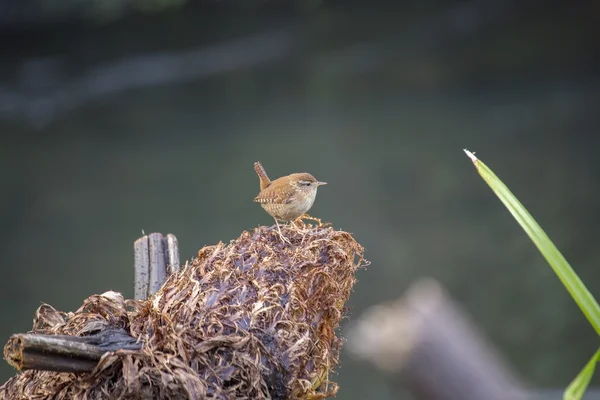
[{"left": 1, "top": 221, "right": 367, "bottom": 399}]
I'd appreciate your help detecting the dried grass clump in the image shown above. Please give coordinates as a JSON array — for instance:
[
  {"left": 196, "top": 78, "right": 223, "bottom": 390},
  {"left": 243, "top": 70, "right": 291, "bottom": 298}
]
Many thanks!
[{"left": 1, "top": 221, "right": 367, "bottom": 399}]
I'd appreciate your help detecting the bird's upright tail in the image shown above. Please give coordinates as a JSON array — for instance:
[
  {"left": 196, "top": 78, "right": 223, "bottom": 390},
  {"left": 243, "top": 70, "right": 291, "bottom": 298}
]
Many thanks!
[{"left": 254, "top": 161, "right": 271, "bottom": 190}]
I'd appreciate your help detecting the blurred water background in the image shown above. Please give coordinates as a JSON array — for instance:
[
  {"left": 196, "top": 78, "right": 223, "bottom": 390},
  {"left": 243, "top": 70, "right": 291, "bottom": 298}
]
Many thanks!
[{"left": 1, "top": 0, "right": 599, "bottom": 398}]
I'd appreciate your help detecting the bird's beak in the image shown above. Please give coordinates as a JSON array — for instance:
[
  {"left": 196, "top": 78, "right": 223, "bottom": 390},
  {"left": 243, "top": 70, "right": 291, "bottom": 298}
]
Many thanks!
[{"left": 317, "top": 181, "right": 327, "bottom": 186}]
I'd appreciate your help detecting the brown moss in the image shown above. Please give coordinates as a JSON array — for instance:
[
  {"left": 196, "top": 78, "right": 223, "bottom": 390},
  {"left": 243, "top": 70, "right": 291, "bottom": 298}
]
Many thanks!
[{"left": 1, "top": 221, "right": 368, "bottom": 399}]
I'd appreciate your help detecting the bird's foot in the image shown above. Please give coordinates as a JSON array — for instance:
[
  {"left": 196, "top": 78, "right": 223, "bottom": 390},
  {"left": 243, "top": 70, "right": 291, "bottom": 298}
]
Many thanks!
[{"left": 295, "top": 214, "right": 324, "bottom": 226}]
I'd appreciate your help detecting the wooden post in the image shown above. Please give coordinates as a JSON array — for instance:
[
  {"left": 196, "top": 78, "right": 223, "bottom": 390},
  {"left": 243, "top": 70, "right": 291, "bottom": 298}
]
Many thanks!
[
  {"left": 347, "top": 279, "right": 532, "bottom": 400},
  {"left": 134, "top": 233, "right": 180, "bottom": 300}
]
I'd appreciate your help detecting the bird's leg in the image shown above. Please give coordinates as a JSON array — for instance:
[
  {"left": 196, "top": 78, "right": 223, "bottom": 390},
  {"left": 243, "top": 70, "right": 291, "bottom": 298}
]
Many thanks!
[{"left": 273, "top": 218, "right": 292, "bottom": 245}]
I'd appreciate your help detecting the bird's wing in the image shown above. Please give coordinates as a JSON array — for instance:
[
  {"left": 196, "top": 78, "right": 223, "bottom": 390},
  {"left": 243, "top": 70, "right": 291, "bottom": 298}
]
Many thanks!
[{"left": 254, "top": 181, "right": 295, "bottom": 204}]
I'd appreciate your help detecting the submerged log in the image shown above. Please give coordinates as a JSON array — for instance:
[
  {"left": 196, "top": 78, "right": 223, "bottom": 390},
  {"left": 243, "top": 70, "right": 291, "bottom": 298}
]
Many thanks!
[
  {"left": 4, "top": 327, "right": 141, "bottom": 373},
  {"left": 347, "top": 279, "right": 531, "bottom": 400}
]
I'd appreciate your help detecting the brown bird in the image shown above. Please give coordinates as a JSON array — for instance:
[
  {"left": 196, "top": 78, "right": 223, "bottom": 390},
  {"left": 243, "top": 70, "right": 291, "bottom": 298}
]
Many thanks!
[{"left": 254, "top": 161, "right": 327, "bottom": 242}]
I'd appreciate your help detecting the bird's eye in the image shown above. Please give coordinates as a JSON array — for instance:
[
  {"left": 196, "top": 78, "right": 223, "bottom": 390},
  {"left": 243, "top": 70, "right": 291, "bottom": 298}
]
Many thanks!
[{"left": 299, "top": 181, "right": 311, "bottom": 186}]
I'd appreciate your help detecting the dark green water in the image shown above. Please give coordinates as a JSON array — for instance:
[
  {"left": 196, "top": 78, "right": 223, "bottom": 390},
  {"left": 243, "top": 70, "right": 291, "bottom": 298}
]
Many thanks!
[{"left": 1, "top": 2, "right": 599, "bottom": 398}]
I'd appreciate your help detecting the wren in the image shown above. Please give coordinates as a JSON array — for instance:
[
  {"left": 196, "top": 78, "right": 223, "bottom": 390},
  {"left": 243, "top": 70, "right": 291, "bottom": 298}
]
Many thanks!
[{"left": 253, "top": 161, "right": 327, "bottom": 242}]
